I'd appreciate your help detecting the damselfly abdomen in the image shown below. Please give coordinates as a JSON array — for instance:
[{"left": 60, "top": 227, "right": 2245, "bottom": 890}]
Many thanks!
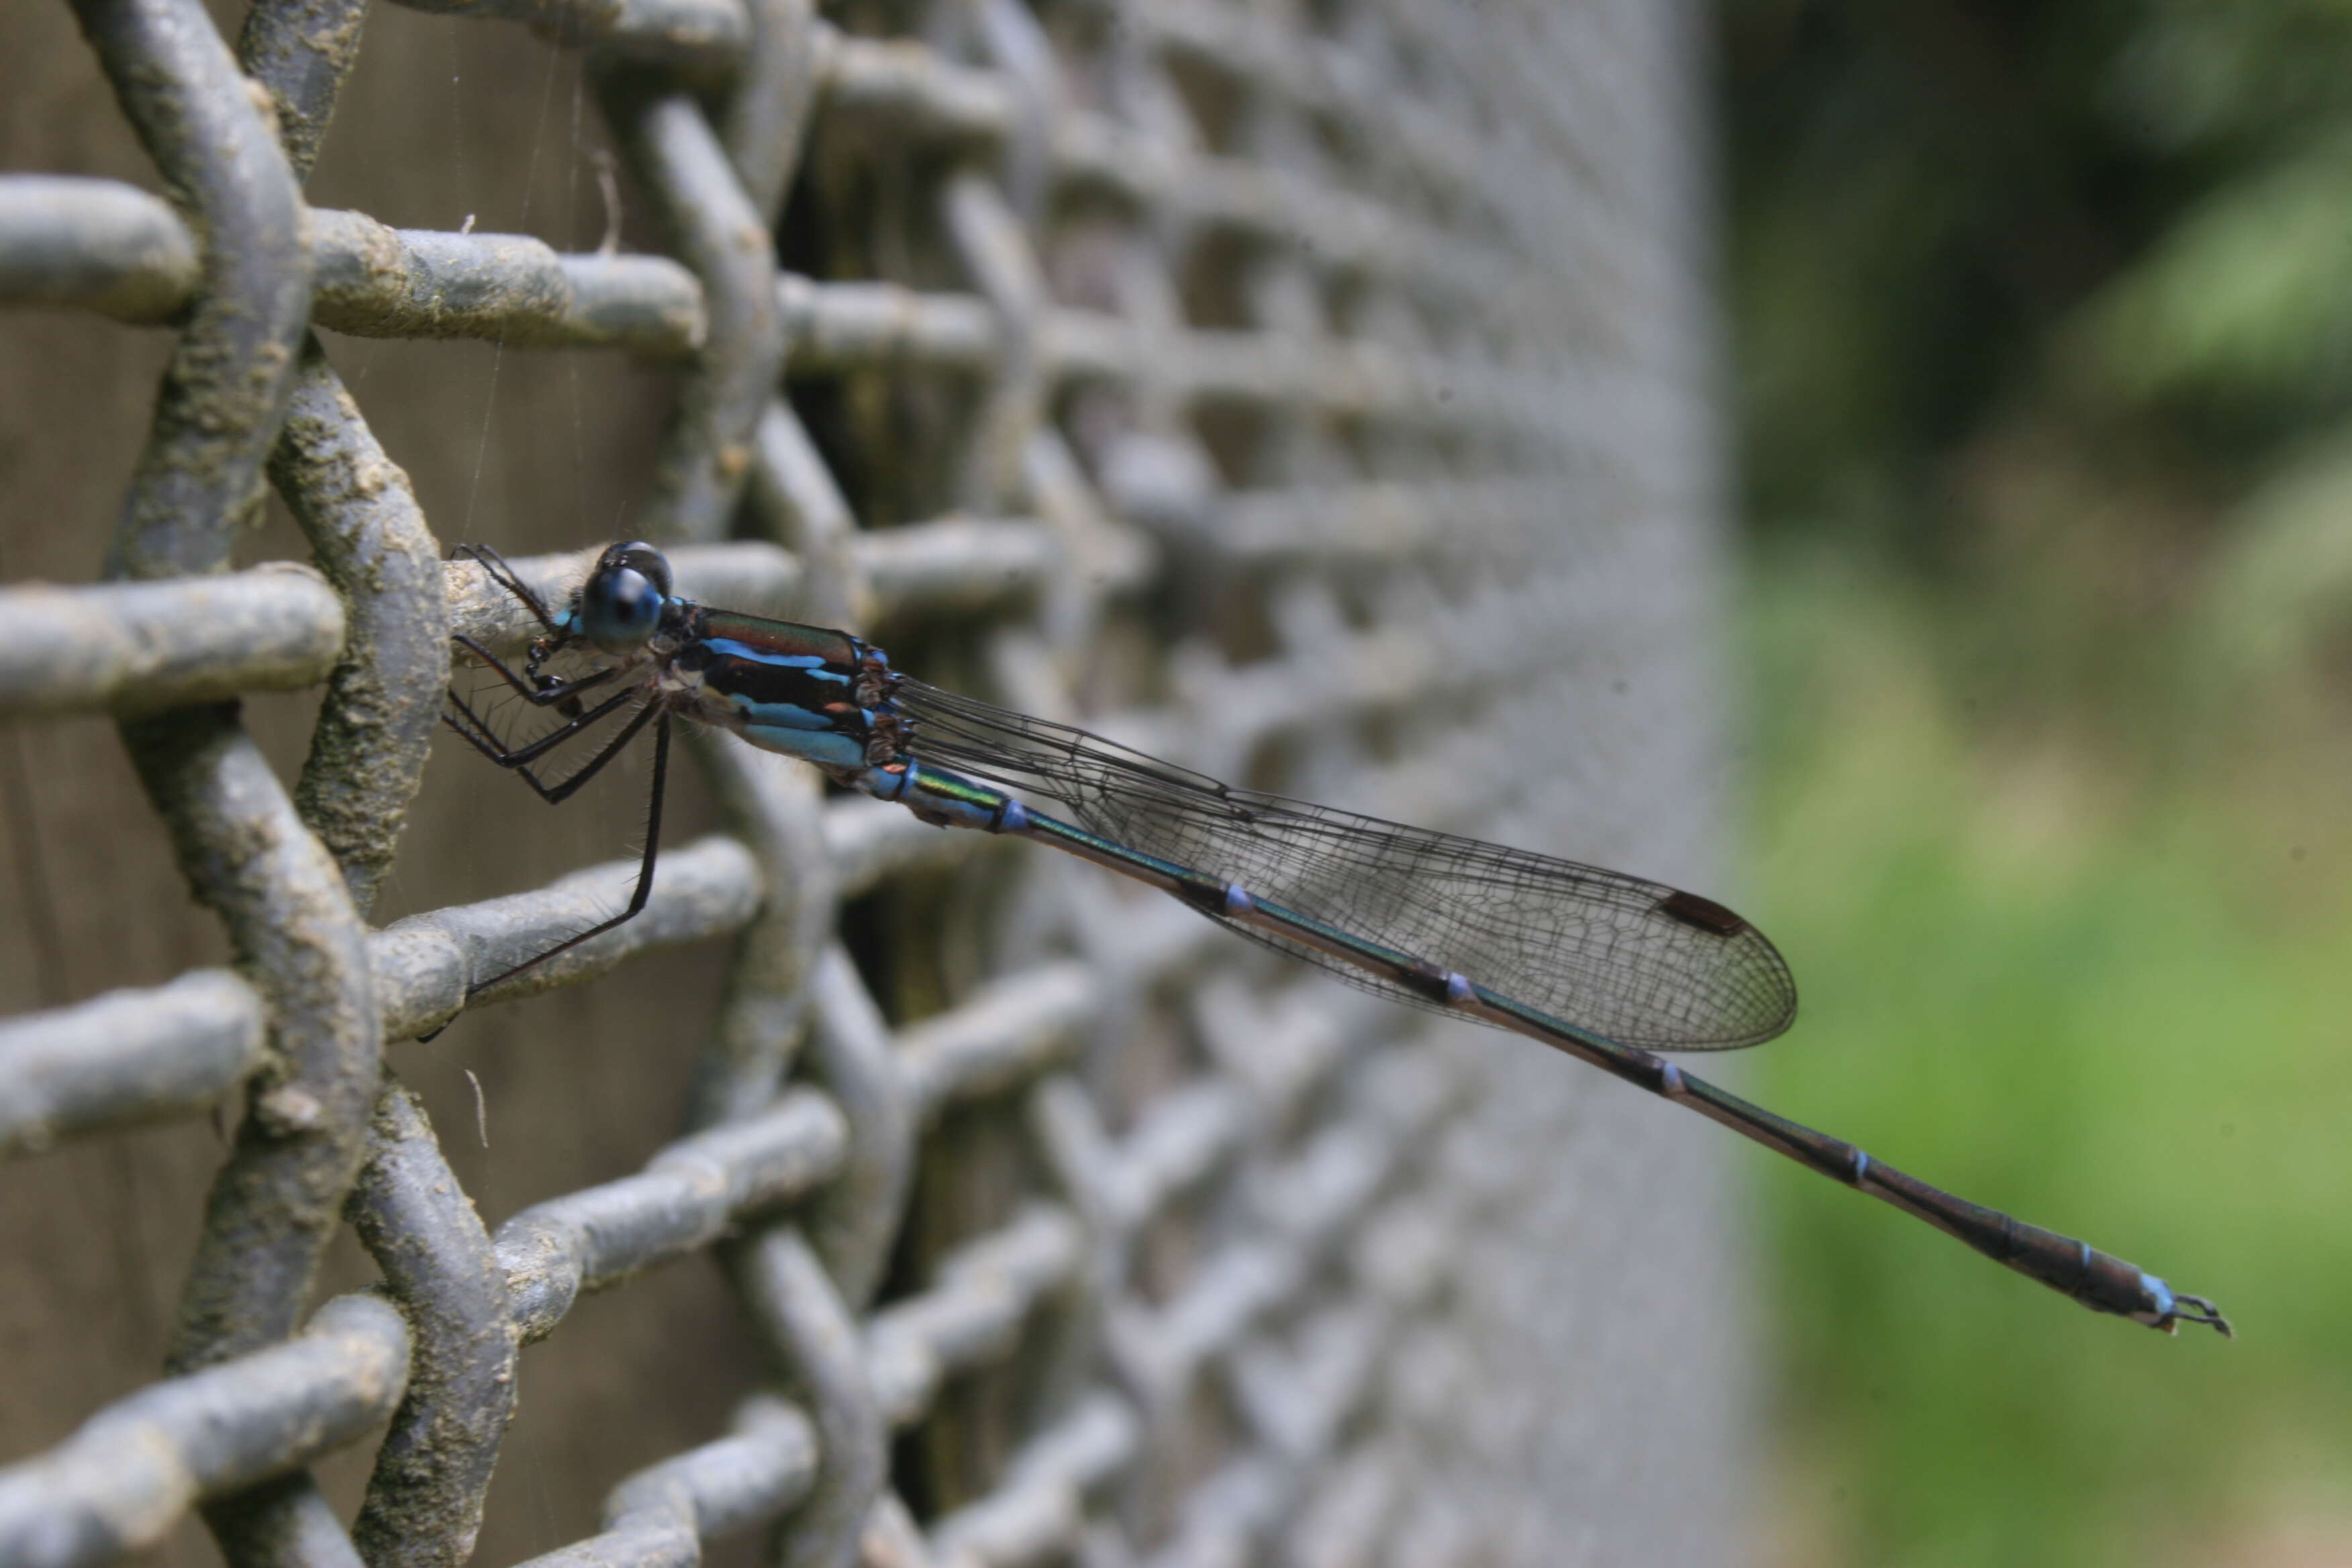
[{"left": 441, "top": 540, "right": 2230, "bottom": 1338}]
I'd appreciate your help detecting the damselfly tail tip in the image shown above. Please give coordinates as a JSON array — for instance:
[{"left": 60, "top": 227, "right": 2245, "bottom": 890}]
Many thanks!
[{"left": 2171, "top": 1293, "right": 2233, "bottom": 1338}]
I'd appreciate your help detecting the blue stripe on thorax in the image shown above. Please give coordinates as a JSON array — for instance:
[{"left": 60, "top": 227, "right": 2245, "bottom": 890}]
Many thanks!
[
  {"left": 701, "top": 638, "right": 850, "bottom": 681},
  {"left": 729, "top": 697, "right": 835, "bottom": 731}
]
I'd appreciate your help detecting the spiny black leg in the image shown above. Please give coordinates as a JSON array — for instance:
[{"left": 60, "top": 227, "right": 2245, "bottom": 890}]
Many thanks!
[
  {"left": 446, "top": 680, "right": 644, "bottom": 773},
  {"left": 444, "top": 684, "right": 618, "bottom": 765},
  {"left": 462, "top": 709, "right": 673, "bottom": 998},
  {"left": 454, "top": 636, "right": 620, "bottom": 708},
  {"left": 447, "top": 689, "right": 662, "bottom": 809},
  {"left": 520, "top": 696, "right": 663, "bottom": 806},
  {"left": 456, "top": 542, "right": 560, "bottom": 630},
  {"left": 455, "top": 542, "right": 562, "bottom": 634}
]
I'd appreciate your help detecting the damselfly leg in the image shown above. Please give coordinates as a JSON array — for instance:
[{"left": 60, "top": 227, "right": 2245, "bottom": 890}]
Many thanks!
[
  {"left": 443, "top": 682, "right": 663, "bottom": 805},
  {"left": 440, "top": 554, "right": 675, "bottom": 999},
  {"left": 454, "top": 542, "right": 564, "bottom": 636},
  {"left": 444, "top": 679, "right": 648, "bottom": 793},
  {"left": 451, "top": 642, "right": 620, "bottom": 711},
  {"left": 454, "top": 709, "right": 672, "bottom": 993}
]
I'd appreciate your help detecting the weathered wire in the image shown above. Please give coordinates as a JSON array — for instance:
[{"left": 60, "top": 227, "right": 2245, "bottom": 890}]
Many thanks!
[{"left": 0, "top": 0, "right": 1745, "bottom": 1563}]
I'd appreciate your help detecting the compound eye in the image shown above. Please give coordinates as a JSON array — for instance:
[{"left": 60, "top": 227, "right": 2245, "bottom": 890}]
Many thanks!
[
  {"left": 601, "top": 540, "right": 673, "bottom": 598},
  {"left": 580, "top": 564, "right": 663, "bottom": 652}
]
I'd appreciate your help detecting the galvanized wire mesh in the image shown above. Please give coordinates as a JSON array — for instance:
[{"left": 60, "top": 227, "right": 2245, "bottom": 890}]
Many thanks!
[{"left": 0, "top": 1, "right": 1751, "bottom": 1565}]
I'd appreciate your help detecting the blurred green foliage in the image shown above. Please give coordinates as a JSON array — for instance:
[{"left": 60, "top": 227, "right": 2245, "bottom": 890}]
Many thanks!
[
  {"left": 1722, "top": 3, "right": 2352, "bottom": 1563},
  {"left": 1729, "top": 0, "right": 2352, "bottom": 669},
  {"left": 1745, "top": 561, "right": 2352, "bottom": 1567}
]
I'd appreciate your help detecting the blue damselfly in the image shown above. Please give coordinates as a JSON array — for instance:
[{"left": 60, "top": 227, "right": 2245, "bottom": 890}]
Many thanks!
[{"left": 442, "top": 540, "right": 2230, "bottom": 1337}]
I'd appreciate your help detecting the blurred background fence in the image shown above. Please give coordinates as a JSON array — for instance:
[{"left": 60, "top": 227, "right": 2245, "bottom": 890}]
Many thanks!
[{"left": 0, "top": 3, "right": 1754, "bottom": 1567}]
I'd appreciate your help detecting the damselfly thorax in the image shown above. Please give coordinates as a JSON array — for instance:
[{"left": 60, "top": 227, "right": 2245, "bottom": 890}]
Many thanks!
[{"left": 663, "top": 611, "right": 893, "bottom": 774}]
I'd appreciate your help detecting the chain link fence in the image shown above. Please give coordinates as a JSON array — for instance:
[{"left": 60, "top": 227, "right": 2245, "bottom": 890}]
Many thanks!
[{"left": 0, "top": 1, "right": 1751, "bottom": 1563}]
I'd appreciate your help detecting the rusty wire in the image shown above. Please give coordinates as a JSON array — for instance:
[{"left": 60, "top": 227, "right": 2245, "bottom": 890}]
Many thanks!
[{"left": 0, "top": 1, "right": 1749, "bottom": 1565}]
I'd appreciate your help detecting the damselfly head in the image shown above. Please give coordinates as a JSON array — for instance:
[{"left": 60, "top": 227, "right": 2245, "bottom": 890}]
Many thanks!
[{"left": 579, "top": 540, "right": 673, "bottom": 653}]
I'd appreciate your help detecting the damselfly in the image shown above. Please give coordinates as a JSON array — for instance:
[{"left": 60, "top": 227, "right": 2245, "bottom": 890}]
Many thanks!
[{"left": 442, "top": 540, "right": 2230, "bottom": 1337}]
